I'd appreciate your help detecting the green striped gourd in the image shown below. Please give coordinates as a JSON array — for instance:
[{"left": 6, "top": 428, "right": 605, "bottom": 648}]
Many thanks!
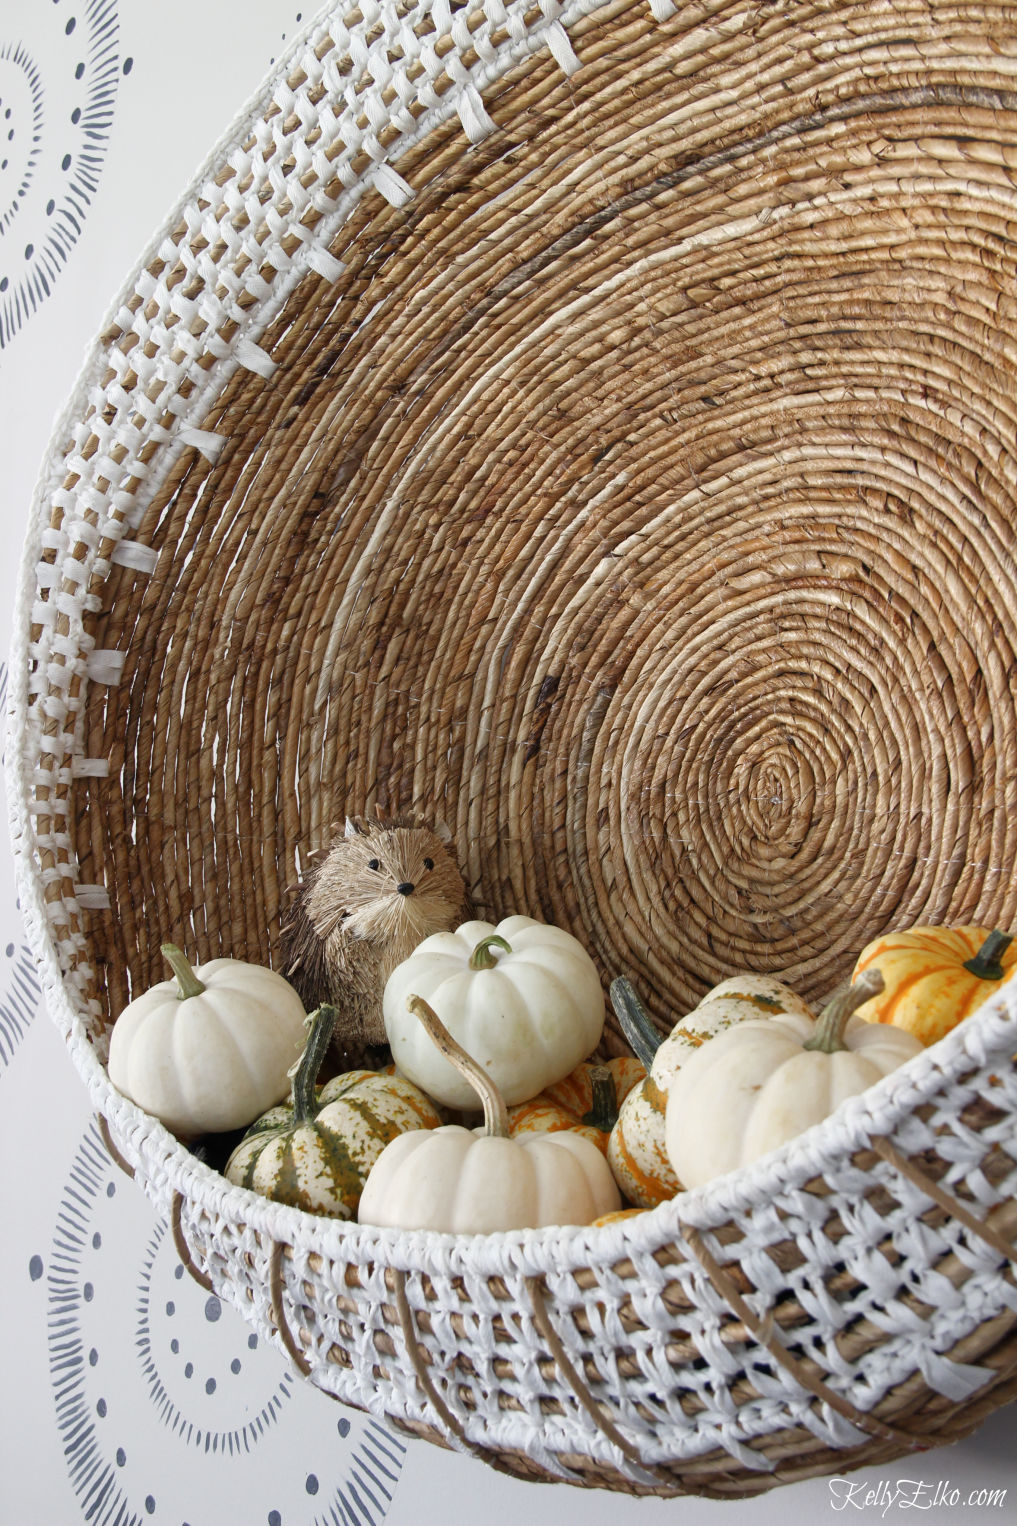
[
  {"left": 606, "top": 974, "right": 815, "bottom": 1208},
  {"left": 225, "top": 1004, "right": 442, "bottom": 1218}
]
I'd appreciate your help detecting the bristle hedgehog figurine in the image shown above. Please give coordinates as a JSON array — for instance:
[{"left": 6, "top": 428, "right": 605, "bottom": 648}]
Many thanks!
[{"left": 280, "top": 815, "right": 471, "bottom": 1064}]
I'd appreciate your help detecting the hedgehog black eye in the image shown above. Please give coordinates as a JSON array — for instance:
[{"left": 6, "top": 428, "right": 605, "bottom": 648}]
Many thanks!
[
  {"left": 423, "top": 858, "right": 434, "bottom": 871},
  {"left": 367, "top": 859, "right": 381, "bottom": 871}
]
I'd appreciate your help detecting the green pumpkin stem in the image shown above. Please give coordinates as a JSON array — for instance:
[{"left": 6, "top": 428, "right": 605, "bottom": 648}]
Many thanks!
[
  {"left": 581, "top": 1065, "right": 619, "bottom": 1132},
  {"left": 803, "top": 969, "right": 885, "bottom": 1055},
  {"left": 407, "top": 994, "right": 510, "bottom": 1138},
  {"left": 963, "top": 930, "right": 1013, "bottom": 982},
  {"left": 469, "top": 934, "right": 513, "bottom": 971},
  {"left": 161, "top": 943, "right": 206, "bottom": 1001},
  {"left": 290, "top": 1005, "right": 338, "bottom": 1123},
  {"left": 610, "top": 976, "right": 662, "bottom": 1071}
]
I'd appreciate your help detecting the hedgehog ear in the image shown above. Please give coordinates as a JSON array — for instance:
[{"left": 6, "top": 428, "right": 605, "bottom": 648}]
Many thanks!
[
  {"left": 344, "top": 816, "right": 359, "bottom": 839},
  {"left": 433, "top": 818, "right": 453, "bottom": 846}
]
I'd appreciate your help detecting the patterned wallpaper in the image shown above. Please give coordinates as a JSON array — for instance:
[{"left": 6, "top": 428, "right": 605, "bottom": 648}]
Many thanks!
[
  {"left": 0, "top": 1, "right": 122, "bottom": 347},
  {"left": 1, "top": 7, "right": 415, "bottom": 1523}
]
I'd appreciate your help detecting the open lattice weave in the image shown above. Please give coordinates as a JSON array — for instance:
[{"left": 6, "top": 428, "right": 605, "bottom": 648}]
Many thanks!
[{"left": 7, "top": 0, "right": 1017, "bottom": 1495}]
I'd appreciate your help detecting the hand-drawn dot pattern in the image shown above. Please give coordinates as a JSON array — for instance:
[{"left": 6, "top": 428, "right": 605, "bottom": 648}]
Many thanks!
[
  {"left": 0, "top": 934, "right": 40, "bottom": 1067},
  {"left": 267, "top": 8, "right": 304, "bottom": 66},
  {"left": 34, "top": 1121, "right": 406, "bottom": 1526},
  {"left": 0, "top": 2, "right": 121, "bottom": 347}
]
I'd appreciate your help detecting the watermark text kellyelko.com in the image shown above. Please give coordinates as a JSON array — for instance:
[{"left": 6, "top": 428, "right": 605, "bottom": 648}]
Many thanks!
[{"left": 829, "top": 1478, "right": 1009, "bottom": 1514}]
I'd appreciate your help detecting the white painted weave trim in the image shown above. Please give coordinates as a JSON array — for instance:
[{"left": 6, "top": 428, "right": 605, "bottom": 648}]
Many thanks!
[
  {"left": 110, "top": 540, "right": 159, "bottom": 575},
  {"left": 85, "top": 650, "right": 127, "bottom": 686},
  {"left": 176, "top": 425, "right": 228, "bottom": 461},
  {"left": 235, "top": 338, "right": 278, "bottom": 377},
  {"left": 305, "top": 246, "right": 347, "bottom": 282},
  {"left": 457, "top": 82, "right": 497, "bottom": 142},
  {"left": 71, "top": 758, "right": 111, "bottom": 779},
  {"left": 546, "top": 20, "right": 582, "bottom": 74},
  {"left": 374, "top": 162, "right": 416, "bottom": 207}
]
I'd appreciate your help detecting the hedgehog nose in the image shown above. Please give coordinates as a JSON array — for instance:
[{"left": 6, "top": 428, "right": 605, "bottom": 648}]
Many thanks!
[{"left": 396, "top": 882, "right": 415, "bottom": 896}]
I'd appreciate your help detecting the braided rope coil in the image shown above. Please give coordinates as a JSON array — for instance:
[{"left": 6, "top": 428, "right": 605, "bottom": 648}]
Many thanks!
[{"left": 8, "top": 0, "right": 1017, "bottom": 1495}]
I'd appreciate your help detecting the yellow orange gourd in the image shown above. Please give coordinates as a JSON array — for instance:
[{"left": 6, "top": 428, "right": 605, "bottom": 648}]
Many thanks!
[
  {"left": 852, "top": 926, "right": 1016, "bottom": 1046},
  {"left": 507, "top": 1056, "right": 646, "bottom": 1154},
  {"left": 591, "top": 1207, "right": 647, "bottom": 1228}
]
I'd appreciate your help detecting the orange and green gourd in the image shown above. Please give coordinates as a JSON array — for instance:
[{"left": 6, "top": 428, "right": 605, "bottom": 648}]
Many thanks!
[
  {"left": 607, "top": 973, "right": 814, "bottom": 1208},
  {"left": 591, "top": 1207, "right": 647, "bottom": 1229},
  {"left": 851, "top": 925, "right": 1016, "bottom": 1046},
  {"left": 506, "top": 1056, "right": 646, "bottom": 1154},
  {"left": 224, "top": 1004, "right": 442, "bottom": 1218}
]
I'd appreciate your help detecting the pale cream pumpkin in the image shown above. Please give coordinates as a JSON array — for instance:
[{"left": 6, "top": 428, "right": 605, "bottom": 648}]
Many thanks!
[
  {"left": 359, "top": 996, "right": 621, "bottom": 1233},
  {"left": 665, "top": 970, "right": 922, "bottom": 1188},
  {"left": 382, "top": 915, "right": 605, "bottom": 1109},
  {"left": 107, "top": 944, "right": 307, "bottom": 1137},
  {"left": 607, "top": 974, "right": 814, "bottom": 1207}
]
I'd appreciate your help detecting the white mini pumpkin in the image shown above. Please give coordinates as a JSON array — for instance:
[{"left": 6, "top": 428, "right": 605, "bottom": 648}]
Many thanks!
[
  {"left": 665, "top": 970, "right": 923, "bottom": 1188},
  {"left": 359, "top": 996, "right": 620, "bottom": 1232},
  {"left": 107, "top": 944, "right": 307, "bottom": 1137},
  {"left": 382, "top": 915, "right": 605, "bottom": 1109},
  {"left": 607, "top": 973, "right": 814, "bottom": 1207}
]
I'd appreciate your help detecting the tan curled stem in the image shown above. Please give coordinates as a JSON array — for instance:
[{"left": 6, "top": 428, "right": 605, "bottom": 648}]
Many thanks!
[
  {"left": 804, "top": 968, "right": 885, "bottom": 1054},
  {"left": 161, "top": 943, "right": 206, "bottom": 1000},
  {"left": 406, "top": 995, "right": 510, "bottom": 1137}
]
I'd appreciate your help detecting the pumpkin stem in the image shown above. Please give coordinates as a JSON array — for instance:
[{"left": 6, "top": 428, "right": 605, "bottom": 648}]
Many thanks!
[
  {"left": 804, "top": 969, "right": 885, "bottom": 1054},
  {"left": 468, "top": 934, "right": 513, "bottom": 971},
  {"left": 161, "top": 943, "right": 206, "bottom": 1001},
  {"left": 610, "top": 976, "right": 661, "bottom": 1070},
  {"left": 289, "top": 1005, "right": 338, "bottom": 1123},
  {"left": 963, "top": 930, "right": 1013, "bottom": 982},
  {"left": 407, "top": 995, "right": 510, "bottom": 1138},
  {"left": 581, "top": 1065, "right": 619, "bottom": 1132}
]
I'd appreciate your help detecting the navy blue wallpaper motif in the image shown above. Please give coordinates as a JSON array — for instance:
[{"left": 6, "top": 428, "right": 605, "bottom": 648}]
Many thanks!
[
  {"left": 0, "top": 932, "right": 41, "bottom": 1068},
  {"left": 32, "top": 1122, "right": 406, "bottom": 1525},
  {"left": 0, "top": 0, "right": 122, "bottom": 348}
]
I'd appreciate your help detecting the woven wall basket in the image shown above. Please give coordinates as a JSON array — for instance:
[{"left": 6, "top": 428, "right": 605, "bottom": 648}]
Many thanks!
[{"left": 8, "top": 0, "right": 1017, "bottom": 1497}]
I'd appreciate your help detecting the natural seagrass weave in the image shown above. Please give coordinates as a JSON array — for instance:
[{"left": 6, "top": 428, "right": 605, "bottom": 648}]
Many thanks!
[{"left": 8, "top": 0, "right": 1017, "bottom": 1496}]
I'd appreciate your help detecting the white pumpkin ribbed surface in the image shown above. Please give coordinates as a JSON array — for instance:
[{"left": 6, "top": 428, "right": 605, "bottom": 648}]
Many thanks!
[
  {"left": 358, "top": 1124, "right": 621, "bottom": 1233},
  {"left": 107, "top": 959, "right": 307, "bottom": 1136},
  {"left": 383, "top": 916, "right": 605, "bottom": 1109}
]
